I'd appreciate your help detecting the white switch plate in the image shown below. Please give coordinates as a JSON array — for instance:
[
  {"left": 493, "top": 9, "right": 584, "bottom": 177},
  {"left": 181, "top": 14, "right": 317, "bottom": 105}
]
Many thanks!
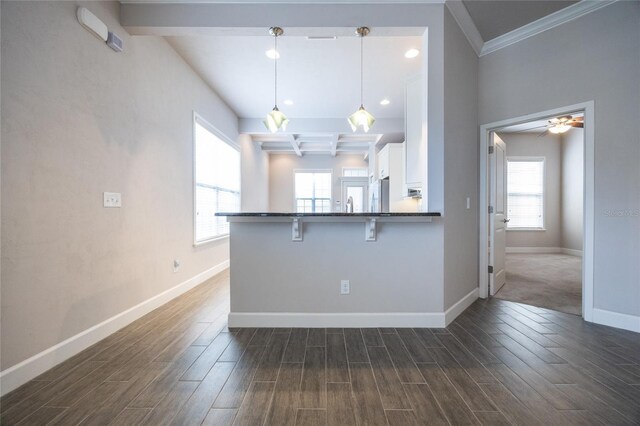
[
  {"left": 340, "top": 280, "right": 350, "bottom": 295},
  {"left": 466, "top": 197, "right": 470, "bottom": 209},
  {"left": 173, "top": 259, "right": 181, "bottom": 273},
  {"left": 103, "top": 192, "right": 121, "bottom": 208}
]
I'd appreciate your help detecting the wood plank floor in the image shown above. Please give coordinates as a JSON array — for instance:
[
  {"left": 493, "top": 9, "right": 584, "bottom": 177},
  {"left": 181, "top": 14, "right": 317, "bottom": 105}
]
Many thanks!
[{"left": 2, "top": 270, "right": 640, "bottom": 425}]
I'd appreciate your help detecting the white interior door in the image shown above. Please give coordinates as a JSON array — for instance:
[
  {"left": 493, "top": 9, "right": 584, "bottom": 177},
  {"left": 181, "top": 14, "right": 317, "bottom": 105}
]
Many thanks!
[
  {"left": 490, "top": 133, "right": 508, "bottom": 295},
  {"left": 342, "top": 181, "right": 368, "bottom": 213}
]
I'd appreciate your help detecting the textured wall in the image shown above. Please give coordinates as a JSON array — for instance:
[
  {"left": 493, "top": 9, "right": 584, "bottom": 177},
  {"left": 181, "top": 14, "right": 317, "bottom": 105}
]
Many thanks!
[
  {"left": 1, "top": 1, "right": 237, "bottom": 369},
  {"left": 561, "top": 129, "right": 584, "bottom": 252}
]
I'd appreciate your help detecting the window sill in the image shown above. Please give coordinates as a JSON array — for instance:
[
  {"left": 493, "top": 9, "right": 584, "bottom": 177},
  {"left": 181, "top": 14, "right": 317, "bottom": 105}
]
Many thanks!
[
  {"left": 194, "top": 234, "right": 229, "bottom": 247},
  {"left": 507, "top": 228, "right": 546, "bottom": 232}
]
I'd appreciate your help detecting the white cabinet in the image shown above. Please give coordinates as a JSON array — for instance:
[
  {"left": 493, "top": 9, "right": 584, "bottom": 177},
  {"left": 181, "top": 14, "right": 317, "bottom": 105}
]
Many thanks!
[
  {"left": 377, "top": 143, "right": 419, "bottom": 212},
  {"left": 405, "top": 75, "right": 423, "bottom": 190},
  {"left": 377, "top": 144, "right": 390, "bottom": 180}
]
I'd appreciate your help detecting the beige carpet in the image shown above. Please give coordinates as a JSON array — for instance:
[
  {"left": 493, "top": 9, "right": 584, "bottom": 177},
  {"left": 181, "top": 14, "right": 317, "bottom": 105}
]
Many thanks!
[{"left": 495, "top": 253, "right": 582, "bottom": 315}]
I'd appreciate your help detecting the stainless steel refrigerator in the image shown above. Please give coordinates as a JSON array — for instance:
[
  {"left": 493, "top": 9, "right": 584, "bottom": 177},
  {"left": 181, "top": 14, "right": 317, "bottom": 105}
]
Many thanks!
[{"left": 369, "top": 178, "right": 390, "bottom": 213}]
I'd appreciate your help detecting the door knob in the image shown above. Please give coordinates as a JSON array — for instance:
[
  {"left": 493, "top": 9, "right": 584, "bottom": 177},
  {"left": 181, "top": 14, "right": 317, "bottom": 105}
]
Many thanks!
[{"left": 503, "top": 219, "right": 510, "bottom": 223}]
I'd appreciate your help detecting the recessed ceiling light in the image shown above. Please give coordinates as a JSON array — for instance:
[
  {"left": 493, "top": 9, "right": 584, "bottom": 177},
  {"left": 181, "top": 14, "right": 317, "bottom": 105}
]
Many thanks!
[
  {"left": 380, "top": 99, "right": 390, "bottom": 106},
  {"left": 265, "top": 49, "right": 280, "bottom": 59},
  {"left": 283, "top": 99, "right": 294, "bottom": 106},
  {"left": 405, "top": 48, "right": 420, "bottom": 59}
]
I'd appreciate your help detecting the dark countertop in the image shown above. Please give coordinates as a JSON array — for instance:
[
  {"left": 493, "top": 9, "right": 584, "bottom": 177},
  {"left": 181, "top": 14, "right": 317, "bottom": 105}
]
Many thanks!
[{"left": 215, "top": 212, "right": 441, "bottom": 217}]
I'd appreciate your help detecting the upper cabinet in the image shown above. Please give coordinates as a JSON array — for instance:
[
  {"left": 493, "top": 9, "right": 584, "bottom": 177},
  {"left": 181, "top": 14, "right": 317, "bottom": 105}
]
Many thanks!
[{"left": 405, "top": 75, "right": 423, "bottom": 190}]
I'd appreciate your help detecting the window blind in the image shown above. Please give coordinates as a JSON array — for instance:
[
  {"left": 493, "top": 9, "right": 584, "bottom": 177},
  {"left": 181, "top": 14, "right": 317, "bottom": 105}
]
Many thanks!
[
  {"left": 295, "top": 172, "right": 332, "bottom": 213},
  {"left": 507, "top": 159, "right": 544, "bottom": 229}
]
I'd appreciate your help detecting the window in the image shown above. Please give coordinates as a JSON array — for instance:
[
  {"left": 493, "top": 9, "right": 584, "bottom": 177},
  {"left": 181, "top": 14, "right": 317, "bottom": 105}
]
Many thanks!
[
  {"left": 507, "top": 158, "right": 544, "bottom": 229},
  {"left": 342, "top": 167, "right": 368, "bottom": 177},
  {"left": 295, "top": 171, "right": 332, "bottom": 213},
  {"left": 194, "top": 115, "right": 240, "bottom": 243}
]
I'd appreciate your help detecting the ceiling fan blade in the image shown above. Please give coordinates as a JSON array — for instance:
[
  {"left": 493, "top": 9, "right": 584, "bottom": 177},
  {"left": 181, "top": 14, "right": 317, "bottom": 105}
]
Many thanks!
[
  {"left": 571, "top": 122, "right": 584, "bottom": 128},
  {"left": 573, "top": 116, "right": 584, "bottom": 122}
]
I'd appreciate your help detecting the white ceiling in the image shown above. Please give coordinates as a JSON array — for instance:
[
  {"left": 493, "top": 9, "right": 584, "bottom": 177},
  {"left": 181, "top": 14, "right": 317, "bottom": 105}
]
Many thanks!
[
  {"left": 462, "top": 0, "right": 579, "bottom": 41},
  {"left": 167, "top": 34, "right": 422, "bottom": 119}
]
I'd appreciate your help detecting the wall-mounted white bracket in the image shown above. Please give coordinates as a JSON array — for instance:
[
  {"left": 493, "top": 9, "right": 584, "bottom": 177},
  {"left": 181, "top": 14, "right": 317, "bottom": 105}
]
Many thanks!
[
  {"left": 292, "top": 218, "right": 303, "bottom": 241},
  {"left": 365, "top": 218, "right": 377, "bottom": 241}
]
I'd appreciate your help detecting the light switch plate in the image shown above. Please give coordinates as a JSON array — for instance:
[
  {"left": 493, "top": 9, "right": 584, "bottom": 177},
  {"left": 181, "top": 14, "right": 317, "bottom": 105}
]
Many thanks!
[
  {"left": 340, "top": 280, "right": 350, "bottom": 295},
  {"left": 104, "top": 192, "right": 121, "bottom": 208}
]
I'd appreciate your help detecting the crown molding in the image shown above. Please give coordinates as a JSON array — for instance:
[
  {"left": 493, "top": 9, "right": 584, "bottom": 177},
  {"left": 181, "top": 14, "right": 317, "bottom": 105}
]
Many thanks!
[
  {"left": 480, "top": 0, "right": 617, "bottom": 56},
  {"left": 445, "top": 1, "right": 483, "bottom": 56}
]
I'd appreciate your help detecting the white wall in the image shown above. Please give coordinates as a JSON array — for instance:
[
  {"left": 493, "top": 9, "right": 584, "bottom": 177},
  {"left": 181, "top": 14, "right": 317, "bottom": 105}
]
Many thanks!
[
  {"left": 268, "top": 154, "right": 368, "bottom": 212},
  {"left": 240, "top": 134, "right": 269, "bottom": 211},
  {"left": 479, "top": 1, "right": 640, "bottom": 317},
  {"left": 499, "top": 132, "right": 562, "bottom": 249},
  {"left": 442, "top": 8, "right": 479, "bottom": 310},
  {"left": 1, "top": 1, "right": 237, "bottom": 372},
  {"left": 561, "top": 128, "right": 584, "bottom": 252}
]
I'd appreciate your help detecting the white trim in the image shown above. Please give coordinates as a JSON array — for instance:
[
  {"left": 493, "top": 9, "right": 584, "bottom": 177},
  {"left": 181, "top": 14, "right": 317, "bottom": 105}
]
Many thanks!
[
  {"left": 480, "top": 0, "right": 616, "bottom": 56},
  {"left": 445, "top": 0, "right": 483, "bottom": 56},
  {"left": 228, "top": 312, "right": 446, "bottom": 328},
  {"left": 505, "top": 247, "right": 583, "bottom": 256},
  {"left": 229, "top": 287, "right": 478, "bottom": 328},
  {"left": 479, "top": 101, "right": 595, "bottom": 326},
  {"left": 562, "top": 248, "right": 583, "bottom": 257},
  {"left": 444, "top": 287, "right": 479, "bottom": 326},
  {"left": 592, "top": 309, "right": 640, "bottom": 333},
  {"left": 0, "top": 260, "right": 230, "bottom": 396},
  {"left": 506, "top": 247, "right": 563, "bottom": 254}
]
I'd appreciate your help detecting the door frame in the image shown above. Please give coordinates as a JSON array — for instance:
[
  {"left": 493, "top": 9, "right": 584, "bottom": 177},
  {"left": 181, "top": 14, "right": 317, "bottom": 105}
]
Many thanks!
[{"left": 479, "top": 101, "right": 595, "bottom": 322}]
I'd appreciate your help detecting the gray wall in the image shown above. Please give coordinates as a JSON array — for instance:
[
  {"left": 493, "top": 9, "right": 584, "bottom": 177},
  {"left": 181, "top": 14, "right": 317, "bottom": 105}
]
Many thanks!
[
  {"left": 479, "top": 1, "right": 640, "bottom": 316},
  {"left": 230, "top": 220, "right": 443, "bottom": 314},
  {"left": 499, "top": 133, "right": 562, "bottom": 249},
  {"left": 268, "top": 154, "right": 368, "bottom": 212},
  {"left": 442, "top": 8, "right": 479, "bottom": 309},
  {"left": 562, "top": 129, "right": 584, "bottom": 252},
  {"left": 1, "top": 1, "right": 237, "bottom": 370},
  {"left": 240, "top": 134, "right": 269, "bottom": 212}
]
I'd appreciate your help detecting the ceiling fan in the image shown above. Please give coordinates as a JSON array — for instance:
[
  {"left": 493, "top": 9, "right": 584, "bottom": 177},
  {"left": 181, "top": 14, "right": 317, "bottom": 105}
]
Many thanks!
[{"left": 512, "top": 115, "right": 584, "bottom": 136}]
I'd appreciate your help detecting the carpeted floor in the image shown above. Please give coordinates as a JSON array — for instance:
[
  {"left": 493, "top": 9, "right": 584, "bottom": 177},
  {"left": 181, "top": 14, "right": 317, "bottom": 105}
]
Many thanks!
[{"left": 495, "top": 253, "right": 582, "bottom": 315}]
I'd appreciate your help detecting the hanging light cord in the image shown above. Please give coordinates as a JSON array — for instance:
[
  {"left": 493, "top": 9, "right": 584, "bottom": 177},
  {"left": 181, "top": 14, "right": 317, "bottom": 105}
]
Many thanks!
[
  {"left": 360, "top": 33, "right": 364, "bottom": 107},
  {"left": 274, "top": 34, "right": 278, "bottom": 108}
]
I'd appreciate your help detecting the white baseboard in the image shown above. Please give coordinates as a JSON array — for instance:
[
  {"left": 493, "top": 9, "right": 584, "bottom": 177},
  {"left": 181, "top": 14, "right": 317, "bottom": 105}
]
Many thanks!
[
  {"left": 229, "top": 312, "right": 446, "bottom": 328},
  {"left": 592, "top": 308, "right": 640, "bottom": 333},
  {"left": 228, "top": 288, "right": 480, "bottom": 329},
  {"left": 506, "top": 247, "right": 563, "bottom": 254},
  {"left": 562, "top": 248, "right": 583, "bottom": 257},
  {"left": 506, "top": 247, "right": 583, "bottom": 257},
  {"left": 0, "top": 260, "right": 229, "bottom": 397},
  {"left": 444, "top": 288, "right": 479, "bottom": 326}
]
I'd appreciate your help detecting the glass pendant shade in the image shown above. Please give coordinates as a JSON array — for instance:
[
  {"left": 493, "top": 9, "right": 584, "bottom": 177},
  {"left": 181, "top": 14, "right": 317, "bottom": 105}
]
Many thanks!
[
  {"left": 348, "top": 105, "right": 375, "bottom": 133},
  {"left": 349, "top": 27, "right": 375, "bottom": 133},
  {"left": 264, "top": 26, "right": 288, "bottom": 133},
  {"left": 264, "top": 106, "right": 289, "bottom": 133}
]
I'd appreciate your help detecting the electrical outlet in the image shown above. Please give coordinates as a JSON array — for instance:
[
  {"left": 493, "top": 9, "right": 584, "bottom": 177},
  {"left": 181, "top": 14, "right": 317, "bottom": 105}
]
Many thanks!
[
  {"left": 103, "top": 192, "right": 121, "bottom": 208},
  {"left": 173, "top": 259, "right": 181, "bottom": 273},
  {"left": 340, "top": 280, "right": 350, "bottom": 295}
]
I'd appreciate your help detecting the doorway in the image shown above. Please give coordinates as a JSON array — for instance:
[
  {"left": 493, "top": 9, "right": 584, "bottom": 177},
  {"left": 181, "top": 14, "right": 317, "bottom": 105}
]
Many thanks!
[{"left": 479, "top": 102, "right": 595, "bottom": 321}]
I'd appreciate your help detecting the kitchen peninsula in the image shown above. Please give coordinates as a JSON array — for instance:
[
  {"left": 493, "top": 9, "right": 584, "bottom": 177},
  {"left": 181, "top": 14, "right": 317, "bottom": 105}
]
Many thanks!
[{"left": 217, "top": 212, "right": 454, "bottom": 328}]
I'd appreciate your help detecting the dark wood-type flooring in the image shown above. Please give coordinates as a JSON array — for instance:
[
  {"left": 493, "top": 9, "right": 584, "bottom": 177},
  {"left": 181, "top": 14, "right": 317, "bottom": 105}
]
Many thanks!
[{"left": 2, "top": 270, "right": 640, "bottom": 425}]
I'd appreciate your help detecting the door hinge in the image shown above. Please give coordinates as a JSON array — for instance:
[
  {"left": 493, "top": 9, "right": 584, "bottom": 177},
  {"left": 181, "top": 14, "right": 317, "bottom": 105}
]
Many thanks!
[
  {"left": 488, "top": 146, "right": 494, "bottom": 154},
  {"left": 488, "top": 206, "right": 494, "bottom": 214},
  {"left": 488, "top": 265, "right": 494, "bottom": 273}
]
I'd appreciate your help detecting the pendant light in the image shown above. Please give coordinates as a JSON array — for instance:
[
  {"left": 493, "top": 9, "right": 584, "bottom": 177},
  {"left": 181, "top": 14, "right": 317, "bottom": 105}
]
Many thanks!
[
  {"left": 264, "top": 27, "right": 289, "bottom": 133},
  {"left": 348, "top": 27, "right": 375, "bottom": 133}
]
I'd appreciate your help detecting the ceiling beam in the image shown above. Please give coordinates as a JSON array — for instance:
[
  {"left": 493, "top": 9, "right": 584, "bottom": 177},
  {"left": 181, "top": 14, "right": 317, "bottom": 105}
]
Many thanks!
[
  {"left": 240, "top": 118, "right": 404, "bottom": 135},
  {"left": 288, "top": 135, "right": 302, "bottom": 157},
  {"left": 330, "top": 134, "right": 339, "bottom": 157}
]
